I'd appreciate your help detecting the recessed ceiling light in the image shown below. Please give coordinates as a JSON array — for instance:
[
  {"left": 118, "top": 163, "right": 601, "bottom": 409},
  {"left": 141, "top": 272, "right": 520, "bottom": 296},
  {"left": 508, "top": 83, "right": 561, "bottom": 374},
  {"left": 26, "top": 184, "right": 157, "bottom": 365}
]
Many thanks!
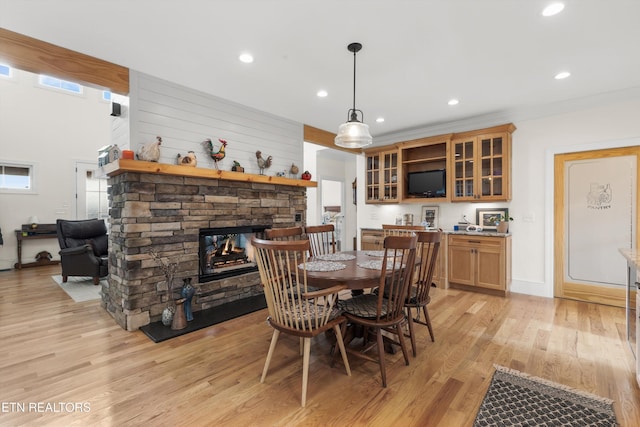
[
  {"left": 316, "top": 90, "right": 328, "bottom": 98},
  {"left": 542, "top": 3, "right": 565, "bottom": 17},
  {"left": 555, "top": 71, "right": 571, "bottom": 80},
  {"left": 239, "top": 53, "right": 254, "bottom": 64},
  {"left": 376, "top": 117, "right": 385, "bottom": 123},
  {"left": 448, "top": 99, "right": 459, "bottom": 106}
]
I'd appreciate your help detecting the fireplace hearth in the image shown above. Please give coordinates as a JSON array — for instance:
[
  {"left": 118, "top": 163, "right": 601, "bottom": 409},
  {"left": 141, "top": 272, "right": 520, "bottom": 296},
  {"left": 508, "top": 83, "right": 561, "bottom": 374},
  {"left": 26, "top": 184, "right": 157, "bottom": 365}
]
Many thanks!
[{"left": 199, "top": 225, "right": 268, "bottom": 282}]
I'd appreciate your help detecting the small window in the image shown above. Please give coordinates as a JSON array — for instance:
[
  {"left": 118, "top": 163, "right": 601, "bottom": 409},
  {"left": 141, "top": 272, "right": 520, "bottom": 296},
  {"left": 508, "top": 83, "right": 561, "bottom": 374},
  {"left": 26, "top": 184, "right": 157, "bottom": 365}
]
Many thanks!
[
  {"left": 0, "top": 64, "right": 11, "bottom": 78},
  {"left": 102, "top": 90, "right": 112, "bottom": 101},
  {"left": 0, "top": 162, "right": 35, "bottom": 193},
  {"left": 38, "top": 75, "right": 83, "bottom": 94}
]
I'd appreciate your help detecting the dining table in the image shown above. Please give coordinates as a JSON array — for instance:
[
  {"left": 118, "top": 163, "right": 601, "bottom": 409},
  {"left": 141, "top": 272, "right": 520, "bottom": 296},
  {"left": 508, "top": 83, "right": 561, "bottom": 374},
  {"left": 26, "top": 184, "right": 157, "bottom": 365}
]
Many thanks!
[
  {"left": 300, "top": 249, "right": 419, "bottom": 354},
  {"left": 302, "top": 250, "right": 399, "bottom": 291}
]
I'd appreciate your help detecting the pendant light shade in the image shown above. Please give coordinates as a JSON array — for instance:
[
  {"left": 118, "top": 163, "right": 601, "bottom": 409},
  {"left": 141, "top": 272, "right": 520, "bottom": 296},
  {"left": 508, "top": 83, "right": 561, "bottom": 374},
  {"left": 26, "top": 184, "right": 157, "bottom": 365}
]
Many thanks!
[{"left": 335, "top": 42, "right": 373, "bottom": 149}]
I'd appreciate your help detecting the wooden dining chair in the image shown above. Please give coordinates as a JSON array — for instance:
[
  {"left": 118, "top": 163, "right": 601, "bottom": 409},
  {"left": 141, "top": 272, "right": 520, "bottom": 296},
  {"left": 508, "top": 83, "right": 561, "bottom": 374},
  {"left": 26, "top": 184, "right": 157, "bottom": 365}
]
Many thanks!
[
  {"left": 405, "top": 230, "right": 442, "bottom": 356},
  {"left": 338, "top": 235, "right": 418, "bottom": 388},
  {"left": 264, "top": 226, "right": 304, "bottom": 241},
  {"left": 381, "top": 224, "right": 425, "bottom": 237},
  {"left": 304, "top": 224, "right": 337, "bottom": 257},
  {"left": 252, "top": 237, "right": 351, "bottom": 407}
]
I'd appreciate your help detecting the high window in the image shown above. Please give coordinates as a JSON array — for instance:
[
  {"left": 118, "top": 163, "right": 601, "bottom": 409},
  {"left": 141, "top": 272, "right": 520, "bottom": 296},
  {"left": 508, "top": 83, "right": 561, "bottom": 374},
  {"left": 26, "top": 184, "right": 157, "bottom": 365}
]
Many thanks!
[
  {"left": 38, "top": 75, "right": 83, "bottom": 94},
  {"left": 0, "top": 162, "right": 35, "bottom": 193}
]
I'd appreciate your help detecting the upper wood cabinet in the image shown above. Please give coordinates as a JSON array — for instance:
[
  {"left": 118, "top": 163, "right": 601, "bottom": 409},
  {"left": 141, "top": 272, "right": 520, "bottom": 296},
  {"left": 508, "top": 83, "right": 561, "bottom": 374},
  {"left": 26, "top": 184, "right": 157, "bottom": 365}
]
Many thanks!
[
  {"left": 363, "top": 123, "right": 515, "bottom": 204},
  {"left": 450, "top": 124, "right": 515, "bottom": 202},
  {"left": 399, "top": 134, "right": 452, "bottom": 203},
  {"left": 365, "top": 148, "right": 399, "bottom": 203}
]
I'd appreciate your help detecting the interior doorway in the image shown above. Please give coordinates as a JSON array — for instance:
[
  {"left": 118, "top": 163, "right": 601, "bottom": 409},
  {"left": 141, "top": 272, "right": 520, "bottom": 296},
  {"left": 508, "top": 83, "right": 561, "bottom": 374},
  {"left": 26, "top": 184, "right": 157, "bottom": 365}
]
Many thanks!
[
  {"left": 320, "top": 179, "right": 344, "bottom": 251},
  {"left": 75, "top": 161, "right": 109, "bottom": 221},
  {"left": 554, "top": 146, "right": 640, "bottom": 307}
]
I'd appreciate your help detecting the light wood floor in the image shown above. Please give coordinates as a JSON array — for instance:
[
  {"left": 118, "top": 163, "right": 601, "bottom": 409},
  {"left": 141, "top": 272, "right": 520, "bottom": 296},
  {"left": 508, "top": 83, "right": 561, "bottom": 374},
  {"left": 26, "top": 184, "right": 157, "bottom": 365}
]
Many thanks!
[{"left": 1, "top": 265, "right": 639, "bottom": 426}]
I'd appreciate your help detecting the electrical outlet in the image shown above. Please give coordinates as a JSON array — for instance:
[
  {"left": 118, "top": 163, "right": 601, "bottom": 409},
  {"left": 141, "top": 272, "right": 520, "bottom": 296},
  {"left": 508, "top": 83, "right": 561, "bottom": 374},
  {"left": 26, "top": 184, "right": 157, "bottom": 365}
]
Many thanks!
[{"left": 294, "top": 212, "right": 302, "bottom": 222}]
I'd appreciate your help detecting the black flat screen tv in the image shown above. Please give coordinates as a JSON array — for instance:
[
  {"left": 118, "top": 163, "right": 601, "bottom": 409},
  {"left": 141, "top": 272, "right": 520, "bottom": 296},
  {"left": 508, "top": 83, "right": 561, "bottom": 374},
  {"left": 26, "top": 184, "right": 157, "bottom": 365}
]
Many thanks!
[{"left": 407, "top": 169, "right": 446, "bottom": 197}]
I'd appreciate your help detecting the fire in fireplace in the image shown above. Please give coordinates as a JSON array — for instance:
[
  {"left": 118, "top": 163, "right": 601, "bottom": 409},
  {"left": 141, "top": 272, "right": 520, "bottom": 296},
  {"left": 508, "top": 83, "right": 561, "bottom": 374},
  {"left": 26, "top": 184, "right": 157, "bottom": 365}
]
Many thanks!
[{"left": 199, "top": 225, "right": 268, "bottom": 282}]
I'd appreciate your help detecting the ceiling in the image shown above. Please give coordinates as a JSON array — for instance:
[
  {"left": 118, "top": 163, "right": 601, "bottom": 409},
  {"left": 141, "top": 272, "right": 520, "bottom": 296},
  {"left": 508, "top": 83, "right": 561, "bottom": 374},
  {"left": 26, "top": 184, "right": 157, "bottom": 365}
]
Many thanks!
[{"left": 2, "top": 0, "right": 640, "bottom": 141}]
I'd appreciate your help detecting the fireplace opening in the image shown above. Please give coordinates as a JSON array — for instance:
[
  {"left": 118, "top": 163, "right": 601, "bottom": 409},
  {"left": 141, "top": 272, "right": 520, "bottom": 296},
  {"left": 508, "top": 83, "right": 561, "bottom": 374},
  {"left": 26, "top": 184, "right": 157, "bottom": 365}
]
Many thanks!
[{"left": 199, "top": 225, "right": 268, "bottom": 282}]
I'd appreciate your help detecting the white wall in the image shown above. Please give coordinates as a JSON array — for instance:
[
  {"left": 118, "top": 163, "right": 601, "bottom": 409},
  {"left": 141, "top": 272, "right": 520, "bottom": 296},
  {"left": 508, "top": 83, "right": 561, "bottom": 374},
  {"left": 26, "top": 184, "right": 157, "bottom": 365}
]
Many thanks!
[
  {"left": 357, "top": 96, "right": 640, "bottom": 298},
  {"left": 0, "top": 70, "right": 111, "bottom": 270},
  {"left": 129, "top": 72, "right": 303, "bottom": 174}
]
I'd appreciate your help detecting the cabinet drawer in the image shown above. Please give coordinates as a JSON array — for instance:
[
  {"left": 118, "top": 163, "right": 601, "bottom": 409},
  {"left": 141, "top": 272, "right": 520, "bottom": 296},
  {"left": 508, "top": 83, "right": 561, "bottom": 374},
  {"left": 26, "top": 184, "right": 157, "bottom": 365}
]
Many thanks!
[{"left": 448, "top": 234, "right": 505, "bottom": 248}]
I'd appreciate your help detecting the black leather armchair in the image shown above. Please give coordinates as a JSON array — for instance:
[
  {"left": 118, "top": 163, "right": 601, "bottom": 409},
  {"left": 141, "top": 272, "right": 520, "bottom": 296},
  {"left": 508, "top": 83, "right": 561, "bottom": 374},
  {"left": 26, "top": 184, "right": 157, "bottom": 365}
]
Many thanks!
[{"left": 56, "top": 219, "right": 109, "bottom": 285}]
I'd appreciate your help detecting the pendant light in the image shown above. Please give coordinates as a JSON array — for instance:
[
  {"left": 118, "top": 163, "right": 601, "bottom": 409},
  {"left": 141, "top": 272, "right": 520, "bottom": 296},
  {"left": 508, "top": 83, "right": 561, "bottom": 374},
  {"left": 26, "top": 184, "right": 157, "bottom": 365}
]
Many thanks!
[{"left": 335, "top": 42, "right": 373, "bottom": 149}]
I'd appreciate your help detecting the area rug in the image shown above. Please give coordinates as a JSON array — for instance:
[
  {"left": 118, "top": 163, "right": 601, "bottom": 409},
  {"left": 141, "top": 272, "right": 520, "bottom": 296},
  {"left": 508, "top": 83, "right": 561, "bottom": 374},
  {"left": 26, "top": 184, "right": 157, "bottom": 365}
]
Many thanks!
[
  {"left": 473, "top": 365, "right": 618, "bottom": 427},
  {"left": 51, "top": 275, "right": 103, "bottom": 302}
]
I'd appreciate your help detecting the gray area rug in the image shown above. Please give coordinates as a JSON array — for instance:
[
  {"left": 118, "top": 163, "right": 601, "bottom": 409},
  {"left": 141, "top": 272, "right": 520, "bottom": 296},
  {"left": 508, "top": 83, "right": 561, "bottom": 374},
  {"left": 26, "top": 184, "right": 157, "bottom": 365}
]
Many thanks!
[
  {"left": 474, "top": 365, "right": 618, "bottom": 427},
  {"left": 51, "top": 275, "right": 103, "bottom": 302}
]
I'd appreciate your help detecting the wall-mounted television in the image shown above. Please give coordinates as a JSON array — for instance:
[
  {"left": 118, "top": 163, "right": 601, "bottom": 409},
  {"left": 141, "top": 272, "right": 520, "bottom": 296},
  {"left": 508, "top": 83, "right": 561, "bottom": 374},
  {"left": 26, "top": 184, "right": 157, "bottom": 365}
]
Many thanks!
[{"left": 407, "top": 169, "right": 446, "bottom": 197}]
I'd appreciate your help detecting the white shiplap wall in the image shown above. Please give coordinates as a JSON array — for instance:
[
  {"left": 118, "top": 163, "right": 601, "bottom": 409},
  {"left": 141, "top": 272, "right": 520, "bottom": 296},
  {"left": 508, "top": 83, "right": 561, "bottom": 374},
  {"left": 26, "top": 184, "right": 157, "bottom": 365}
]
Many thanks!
[{"left": 128, "top": 71, "right": 303, "bottom": 174}]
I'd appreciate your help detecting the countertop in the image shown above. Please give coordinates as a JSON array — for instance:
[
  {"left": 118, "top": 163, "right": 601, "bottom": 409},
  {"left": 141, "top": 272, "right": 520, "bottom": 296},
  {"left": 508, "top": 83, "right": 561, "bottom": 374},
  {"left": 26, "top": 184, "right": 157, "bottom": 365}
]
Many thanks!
[
  {"left": 619, "top": 248, "right": 640, "bottom": 266},
  {"left": 361, "top": 227, "right": 511, "bottom": 237}
]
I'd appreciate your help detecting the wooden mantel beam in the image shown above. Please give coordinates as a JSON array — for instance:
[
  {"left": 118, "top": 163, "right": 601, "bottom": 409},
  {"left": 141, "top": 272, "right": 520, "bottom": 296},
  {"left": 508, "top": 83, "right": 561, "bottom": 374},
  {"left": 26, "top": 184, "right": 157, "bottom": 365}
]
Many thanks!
[{"left": 0, "top": 27, "right": 129, "bottom": 95}]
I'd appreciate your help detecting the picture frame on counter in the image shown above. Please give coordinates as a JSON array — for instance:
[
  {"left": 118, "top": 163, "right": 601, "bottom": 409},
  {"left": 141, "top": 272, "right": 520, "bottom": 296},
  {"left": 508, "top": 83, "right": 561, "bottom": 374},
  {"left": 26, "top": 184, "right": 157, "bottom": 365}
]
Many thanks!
[
  {"left": 476, "top": 208, "right": 509, "bottom": 231},
  {"left": 421, "top": 206, "right": 439, "bottom": 228}
]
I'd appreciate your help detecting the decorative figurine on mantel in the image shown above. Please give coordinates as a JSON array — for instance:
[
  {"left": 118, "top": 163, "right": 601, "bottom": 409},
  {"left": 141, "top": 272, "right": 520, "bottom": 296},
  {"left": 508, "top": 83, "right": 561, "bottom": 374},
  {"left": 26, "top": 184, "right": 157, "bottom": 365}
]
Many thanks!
[
  {"left": 256, "top": 150, "right": 272, "bottom": 175},
  {"left": 204, "top": 138, "right": 227, "bottom": 169},
  {"left": 137, "top": 136, "right": 162, "bottom": 162},
  {"left": 231, "top": 160, "right": 244, "bottom": 172},
  {"left": 176, "top": 151, "right": 197, "bottom": 167},
  {"left": 290, "top": 163, "right": 299, "bottom": 178}
]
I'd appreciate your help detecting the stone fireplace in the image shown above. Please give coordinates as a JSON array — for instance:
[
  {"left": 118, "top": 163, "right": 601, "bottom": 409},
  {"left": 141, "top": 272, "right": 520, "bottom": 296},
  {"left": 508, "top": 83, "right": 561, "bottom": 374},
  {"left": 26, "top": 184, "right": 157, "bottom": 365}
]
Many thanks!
[
  {"left": 199, "top": 225, "right": 268, "bottom": 282},
  {"left": 102, "top": 160, "right": 312, "bottom": 331}
]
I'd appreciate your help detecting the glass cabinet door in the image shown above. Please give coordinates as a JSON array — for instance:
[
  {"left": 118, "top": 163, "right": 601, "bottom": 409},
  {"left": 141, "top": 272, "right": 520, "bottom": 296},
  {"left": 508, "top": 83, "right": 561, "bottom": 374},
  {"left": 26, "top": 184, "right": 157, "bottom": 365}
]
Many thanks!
[
  {"left": 382, "top": 151, "right": 398, "bottom": 201},
  {"left": 366, "top": 154, "right": 380, "bottom": 202},
  {"left": 365, "top": 150, "right": 399, "bottom": 203},
  {"left": 480, "top": 136, "right": 504, "bottom": 197},
  {"left": 453, "top": 139, "right": 475, "bottom": 199}
]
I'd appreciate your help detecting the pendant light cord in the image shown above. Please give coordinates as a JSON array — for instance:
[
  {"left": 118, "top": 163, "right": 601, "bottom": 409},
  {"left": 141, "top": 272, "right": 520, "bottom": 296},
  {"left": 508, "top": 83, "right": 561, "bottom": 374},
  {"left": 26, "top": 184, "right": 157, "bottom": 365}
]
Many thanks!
[{"left": 352, "top": 48, "right": 357, "bottom": 112}]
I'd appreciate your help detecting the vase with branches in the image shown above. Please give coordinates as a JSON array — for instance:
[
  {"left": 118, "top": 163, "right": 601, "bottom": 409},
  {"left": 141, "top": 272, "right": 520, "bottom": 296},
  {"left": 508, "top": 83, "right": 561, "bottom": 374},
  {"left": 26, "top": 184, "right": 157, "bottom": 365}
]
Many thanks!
[{"left": 150, "top": 249, "right": 179, "bottom": 325}]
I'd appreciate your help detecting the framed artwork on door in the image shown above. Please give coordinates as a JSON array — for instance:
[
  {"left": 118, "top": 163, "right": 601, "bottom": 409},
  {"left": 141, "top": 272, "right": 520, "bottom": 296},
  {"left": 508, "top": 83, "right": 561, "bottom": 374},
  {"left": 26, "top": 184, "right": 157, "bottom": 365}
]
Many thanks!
[{"left": 421, "top": 206, "right": 439, "bottom": 228}]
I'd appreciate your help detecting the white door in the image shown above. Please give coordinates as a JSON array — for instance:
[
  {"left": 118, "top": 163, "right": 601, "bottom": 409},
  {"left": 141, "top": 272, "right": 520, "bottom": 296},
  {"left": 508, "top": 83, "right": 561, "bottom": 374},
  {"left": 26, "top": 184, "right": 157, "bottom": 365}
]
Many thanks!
[{"left": 75, "top": 161, "right": 109, "bottom": 221}]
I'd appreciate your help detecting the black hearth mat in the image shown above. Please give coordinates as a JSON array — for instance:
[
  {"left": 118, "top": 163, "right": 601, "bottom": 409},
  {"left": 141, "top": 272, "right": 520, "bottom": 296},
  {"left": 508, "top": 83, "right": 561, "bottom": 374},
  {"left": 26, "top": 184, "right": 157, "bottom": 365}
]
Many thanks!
[{"left": 140, "top": 294, "right": 267, "bottom": 343}]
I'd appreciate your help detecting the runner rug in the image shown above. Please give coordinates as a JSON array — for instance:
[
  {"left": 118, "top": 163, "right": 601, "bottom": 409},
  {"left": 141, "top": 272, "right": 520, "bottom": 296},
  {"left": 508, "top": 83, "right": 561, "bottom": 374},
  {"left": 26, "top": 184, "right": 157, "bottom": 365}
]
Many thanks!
[{"left": 473, "top": 365, "right": 618, "bottom": 427}]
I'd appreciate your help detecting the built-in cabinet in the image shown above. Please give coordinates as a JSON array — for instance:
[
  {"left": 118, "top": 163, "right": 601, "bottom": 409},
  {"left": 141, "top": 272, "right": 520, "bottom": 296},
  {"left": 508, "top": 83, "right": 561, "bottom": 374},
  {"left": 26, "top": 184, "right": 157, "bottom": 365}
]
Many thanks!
[
  {"left": 447, "top": 234, "right": 511, "bottom": 296},
  {"left": 451, "top": 124, "right": 515, "bottom": 202},
  {"left": 365, "top": 149, "right": 399, "bottom": 203},
  {"left": 363, "top": 123, "right": 515, "bottom": 204}
]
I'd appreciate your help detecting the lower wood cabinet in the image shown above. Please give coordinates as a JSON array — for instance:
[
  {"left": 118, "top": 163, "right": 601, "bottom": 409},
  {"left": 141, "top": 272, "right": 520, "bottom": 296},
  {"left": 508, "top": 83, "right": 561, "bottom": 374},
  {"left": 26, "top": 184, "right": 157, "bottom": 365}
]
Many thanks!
[
  {"left": 361, "top": 229, "right": 385, "bottom": 250},
  {"left": 448, "top": 234, "right": 511, "bottom": 296},
  {"left": 360, "top": 228, "right": 446, "bottom": 287}
]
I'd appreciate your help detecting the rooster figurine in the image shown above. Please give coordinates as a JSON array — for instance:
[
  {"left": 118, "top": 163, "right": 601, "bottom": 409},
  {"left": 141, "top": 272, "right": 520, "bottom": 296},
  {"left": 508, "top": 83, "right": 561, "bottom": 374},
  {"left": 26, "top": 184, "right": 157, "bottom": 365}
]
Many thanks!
[
  {"left": 137, "top": 136, "right": 162, "bottom": 162},
  {"left": 256, "top": 151, "right": 273, "bottom": 175},
  {"left": 203, "top": 138, "right": 227, "bottom": 169}
]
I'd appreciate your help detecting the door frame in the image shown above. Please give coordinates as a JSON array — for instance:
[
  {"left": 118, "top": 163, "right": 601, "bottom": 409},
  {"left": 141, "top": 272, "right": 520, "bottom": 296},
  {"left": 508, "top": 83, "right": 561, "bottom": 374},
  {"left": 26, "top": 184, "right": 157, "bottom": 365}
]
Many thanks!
[{"left": 553, "top": 146, "right": 640, "bottom": 307}]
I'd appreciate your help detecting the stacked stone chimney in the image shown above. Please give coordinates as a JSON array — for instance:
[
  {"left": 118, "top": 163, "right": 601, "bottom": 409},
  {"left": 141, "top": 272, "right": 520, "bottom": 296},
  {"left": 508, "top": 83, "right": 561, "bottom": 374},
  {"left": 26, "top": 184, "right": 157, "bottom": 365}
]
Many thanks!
[{"left": 103, "top": 171, "right": 306, "bottom": 331}]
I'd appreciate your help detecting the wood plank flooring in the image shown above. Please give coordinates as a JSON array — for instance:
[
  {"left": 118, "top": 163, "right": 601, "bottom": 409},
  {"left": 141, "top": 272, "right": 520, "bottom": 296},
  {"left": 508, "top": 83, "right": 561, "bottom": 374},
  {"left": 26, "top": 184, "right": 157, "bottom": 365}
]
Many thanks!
[{"left": 1, "top": 265, "right": 638, "bottom": 426}]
